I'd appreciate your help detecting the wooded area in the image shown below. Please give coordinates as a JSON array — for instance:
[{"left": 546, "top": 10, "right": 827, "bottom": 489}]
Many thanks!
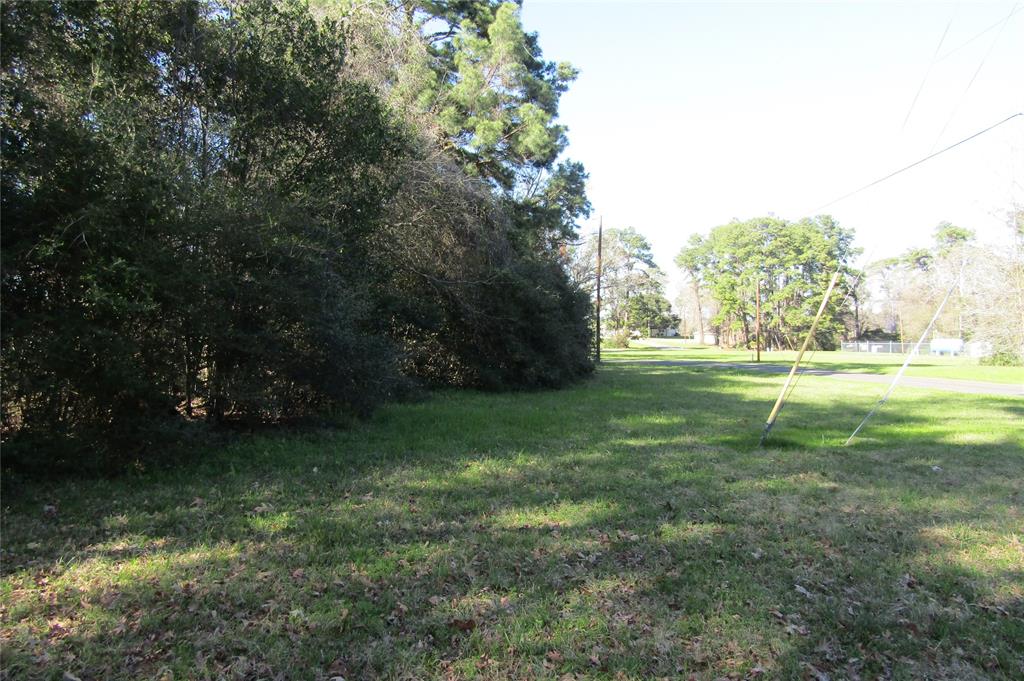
[
  {"left": 676, "top": 215, "right": 857, "bottom": 350},
  {"left": 1, "top": 0, "right": 594, "bottom": 472}
]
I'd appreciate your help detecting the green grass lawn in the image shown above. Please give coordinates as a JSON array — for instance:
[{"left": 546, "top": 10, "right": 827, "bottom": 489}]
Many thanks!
[
  {"left": 2, "top": 364, "right": 1022, "bottom": 680},
  {"left": 611, "top": 340, "right": 1024, "bottom": 385}
]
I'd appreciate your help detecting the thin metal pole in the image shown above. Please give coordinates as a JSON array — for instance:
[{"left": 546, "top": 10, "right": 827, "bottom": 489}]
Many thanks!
[
  {"left": 759, "top": 271, "right": 841, "bottom": 446},
  {"left": 595, "top": 217, "right": 602, "bottom": 363},
  {"left": 844, "top": 261, "right": 965, "bottom": 446},
  {"left": 755, "top": 279, "right": 762, "bottom": 362}
]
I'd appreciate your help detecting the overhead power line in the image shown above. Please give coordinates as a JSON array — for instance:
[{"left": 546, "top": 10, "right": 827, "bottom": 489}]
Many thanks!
[
  {"left": 901, "top": 9, "right": 956, "bottom": 131},
  {"left": 815, "top": 112, "right": 1023, "bottom": 212},
  {"left": 930, "top": 2, "right": 1018, "bottom": 151},
  {"left": 936, "top": 3, "right": 1023, "bottom": 62}
]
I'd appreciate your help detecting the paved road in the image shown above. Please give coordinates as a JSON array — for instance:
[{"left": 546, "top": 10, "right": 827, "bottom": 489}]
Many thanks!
[{"left": 607, "top": 359, "right": 1024, "bottom": 397}]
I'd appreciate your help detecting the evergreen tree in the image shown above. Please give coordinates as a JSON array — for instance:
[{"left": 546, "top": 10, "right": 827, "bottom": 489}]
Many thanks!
[{"left": 676, "top": 216, "right": 858, "bottom": 350}]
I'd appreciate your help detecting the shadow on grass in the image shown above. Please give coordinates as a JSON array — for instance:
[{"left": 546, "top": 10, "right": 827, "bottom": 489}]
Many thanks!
[
  {"left": 606, "top": 347, "right": 1022, "bottom": 383},
  {"left": 2, "top": 365, "right": 1022, "bottom": 679}
]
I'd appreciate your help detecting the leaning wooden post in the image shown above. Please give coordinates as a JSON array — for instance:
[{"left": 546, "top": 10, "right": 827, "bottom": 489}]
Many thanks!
[
  {"left": 595, "top": 217, "right": 603, "bottom": 362},
  {"left": 759, "top": 271, "right": 840, "bottom": 446}
]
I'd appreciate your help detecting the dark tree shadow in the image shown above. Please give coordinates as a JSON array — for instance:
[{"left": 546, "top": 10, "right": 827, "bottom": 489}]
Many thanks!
[{"left": 2, "top": 365, "right": 1021, "bottom": 679}]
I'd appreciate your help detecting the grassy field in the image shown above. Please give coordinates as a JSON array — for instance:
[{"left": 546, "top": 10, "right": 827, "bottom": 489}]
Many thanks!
[
  {"left": 2, "top": 363, "right": 1022, "bottom": 680},
  {"left": 610, "top": 340, "right": 1024, "bottom": 385}
]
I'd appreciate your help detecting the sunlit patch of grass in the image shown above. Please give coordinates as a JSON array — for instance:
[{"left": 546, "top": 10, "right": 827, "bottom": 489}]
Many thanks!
[
  {"left": 248, "top": 511, "right": 294, "bottom": 534},
  {"left": 2, "top": 363, "right": 1022, "bottom": 679},
  {"left": 490, "top": 500, "right": 618, "bottom": 531},
  {"left": 609, "top": 343, "right": 1024, "bottom": 384},
  {"left": 916, "top": 524, "right": 1024, "bottom": 601},
  {"left": 658, "top": 519, "right": 727, "bottom": 543}
]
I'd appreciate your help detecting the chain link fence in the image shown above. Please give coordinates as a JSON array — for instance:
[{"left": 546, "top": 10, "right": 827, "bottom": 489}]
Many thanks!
[
  {"left": 841, "top": 340, "right": 979, "bottom": 356},
  {"left": 841, "top": 341, "right": 931, "bottom": 354}
]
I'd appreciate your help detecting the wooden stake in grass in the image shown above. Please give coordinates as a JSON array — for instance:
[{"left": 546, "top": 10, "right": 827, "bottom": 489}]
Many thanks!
[
  {"left": 596, "top": 216, "right": 603, "bottom": 362},
  {"left": 759, "top": 271, "right": 841, "bottom": 446}
]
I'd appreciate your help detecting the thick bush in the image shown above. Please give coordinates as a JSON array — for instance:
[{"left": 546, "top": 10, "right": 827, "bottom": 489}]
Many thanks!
[
  {"left": 980, "top": 351, "right": 1023, "bottom": 367},
  {"left": 1, "top": 0, "right": 594, "bottom": 472},
  {"left": 1, "top": 0, "right": 404, "bottom": 469}
]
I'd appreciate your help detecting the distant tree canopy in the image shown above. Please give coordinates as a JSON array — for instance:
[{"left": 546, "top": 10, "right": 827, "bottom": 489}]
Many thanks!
[
  {"left": 862, "top": 218, "right": 1023, "bottom": 364},
  {"left": 932, "top": 221, "right": 975, "bottom": 253},
  {"left": 1, "top": 0, "right": 593, "bottom": 472},
  {"left": 676, "top": 216, "right": 858, "bottom": 350},
  {"left": 569, "top": 227, "right": 678, "bottom": 340}
]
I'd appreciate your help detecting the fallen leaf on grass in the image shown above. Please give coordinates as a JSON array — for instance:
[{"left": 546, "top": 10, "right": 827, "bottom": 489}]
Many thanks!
[
  {"left": 449, "top": 618, "right": 476, "bottom": 631},
  {"left": 795, "top": 584, "right": 814, "bottom": 599},
  {"left": 327, "top": 658, "right": 348, "bottom": 678},
  {"left": 803, "top": 663, "right": 830, "bottom": 681},
  {"left": 975, "top": 603, "right": 1010, "bottom": 616},
  {"left": 897, "top": 618, "right": 920, "bottom": 635},
  {"left": 47, "top": 623, "right": 70, "bottom": 640},
  {"left": 901, "top": 573, "right": 920, "bottom": 589}
]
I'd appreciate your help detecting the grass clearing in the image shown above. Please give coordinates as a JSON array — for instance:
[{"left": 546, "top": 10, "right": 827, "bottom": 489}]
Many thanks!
[
  {"left": 611, "top": 341, "right": 1024, "bottom": 384},
  {"left": 2, "top": 364, "right": 1022, "bottom": 679}
]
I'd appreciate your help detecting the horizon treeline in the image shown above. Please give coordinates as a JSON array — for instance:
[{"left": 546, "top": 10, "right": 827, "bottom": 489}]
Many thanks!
[{"left": 1, "top": 0, "right": 594, "bottom": 472}]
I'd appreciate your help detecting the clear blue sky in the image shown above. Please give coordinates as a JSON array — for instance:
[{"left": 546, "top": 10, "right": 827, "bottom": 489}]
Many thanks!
[{"left": 520, "top": 1, "right": 1024, "bottom": 295}]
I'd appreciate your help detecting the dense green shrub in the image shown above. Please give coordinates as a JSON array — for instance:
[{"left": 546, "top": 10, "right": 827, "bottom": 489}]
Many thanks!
[
  {"left": 604, "top": 330, "right": 632, "bottom": 349},
  {"left": 376, "top": 156, "right": 593, "bottom": 390},
  {"left": 415, "top": 257, "right": 593, "bottom": 391},
  {"left": 1, "top": 0, "right": 404, "bottom": 468},
  {"left": 980, "top": 351, "right": 1023, "bottom": 367},
  {"left": 1, "top": 0, "right": 594, "bottom": 471}
]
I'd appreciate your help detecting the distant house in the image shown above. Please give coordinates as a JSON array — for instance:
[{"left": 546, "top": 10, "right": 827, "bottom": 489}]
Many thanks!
[{"left": 930, "top": 338, "right": 964, "bottom": 356}]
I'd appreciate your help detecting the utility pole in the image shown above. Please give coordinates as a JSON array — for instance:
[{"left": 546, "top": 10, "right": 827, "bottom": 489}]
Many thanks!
[
  {"left": 595, "top": 217, "right": 603, "bottom": 362},
  {"left": 958, "top": 248, "right": 965, "bottom": 340},
  {"left": 755, "top": 279, "right": 762, "bottom": 362}
]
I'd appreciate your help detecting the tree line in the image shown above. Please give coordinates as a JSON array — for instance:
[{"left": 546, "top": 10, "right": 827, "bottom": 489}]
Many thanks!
[
  {"left": 570, "top": 216, "right": 859, "bottom": 349},
  {"left": 1, "top": 0, "right": 594, "bottom": 473},
  {"left": 676, "top": 215, "right": 858, "bottom": 350},
  {"left": 853, "top": 215, "right": 1024, "bottom": 364},
  {"left": 572, "top": 211, "right": 1022, "bottom": 366},
  {"left": 569, "top": 227, "right": 677, "bottom": 346}
]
